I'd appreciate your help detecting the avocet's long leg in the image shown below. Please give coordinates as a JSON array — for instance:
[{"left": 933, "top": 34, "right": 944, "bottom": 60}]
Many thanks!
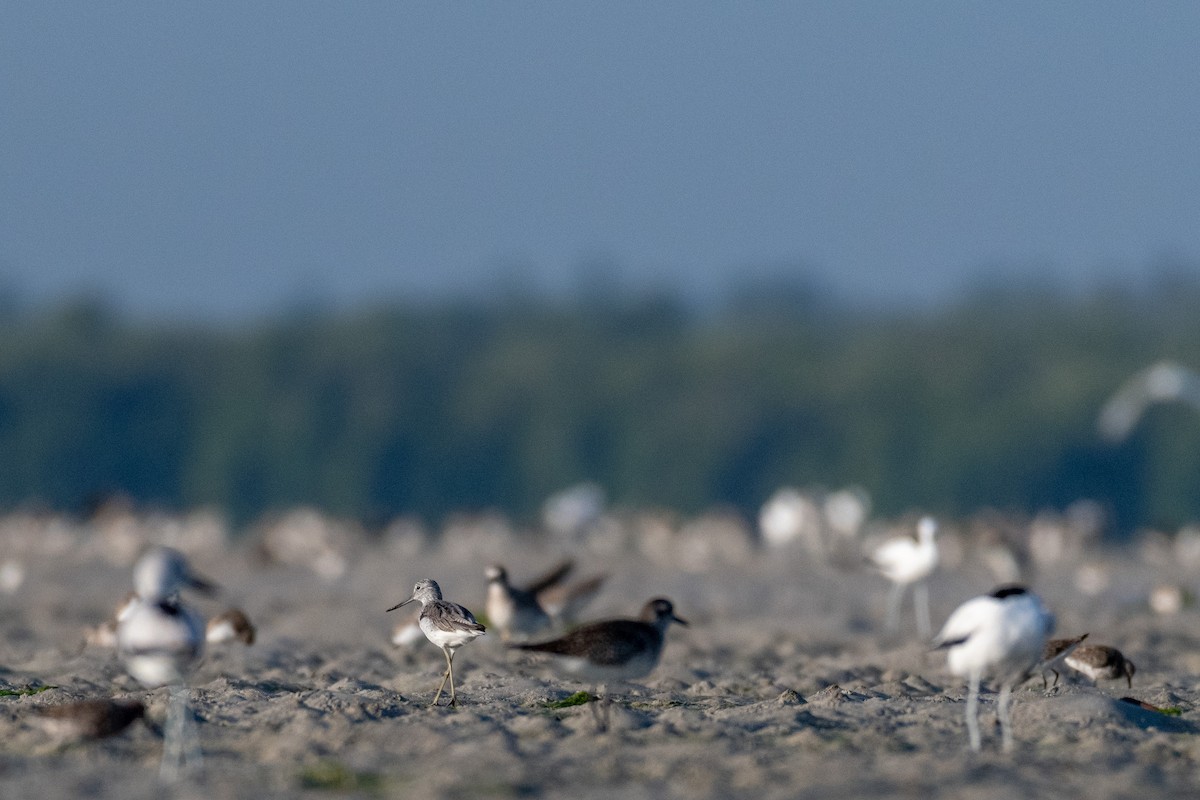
[
  {"left": 884, "top": 582, "right": 904, "bottom": 631},
  {"left": 998, "top": 683, "right": 1014, "bottom": 752},
  {"left": 161, "top": 683, "right": 202, "bottom": 782},
  {"left": 914, "top": 582, "right": 932, "bottom": 639},
  {"left": 965, "top": 670, "right": 982, "bottom": 753},
  {"left": 160, "top": 685, "right": 183, "bottom": 783}
]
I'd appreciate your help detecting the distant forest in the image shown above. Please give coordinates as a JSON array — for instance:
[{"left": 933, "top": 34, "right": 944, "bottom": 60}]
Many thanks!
[{"left": 2, "top": 276, "right": 1199, "bottom": 536}]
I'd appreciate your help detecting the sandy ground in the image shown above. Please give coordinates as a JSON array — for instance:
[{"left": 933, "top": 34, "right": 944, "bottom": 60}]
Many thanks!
[{"left": 1, "top": 510, "right": 1198, "bottom": 799}]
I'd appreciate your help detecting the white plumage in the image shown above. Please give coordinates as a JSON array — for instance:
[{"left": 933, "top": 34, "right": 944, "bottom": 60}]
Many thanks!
[
  {"left": 933, "top": 585, "right": 1053, "bottom": 752},
  {"left": 870, "top": 516, "right": 939, "bottom": 636},
  {"left": 1097, "top": 360, "right": 1200, "bottom": 441},
  {"left": 116, "top": 546, "right": 216, "bottom": 781},
  {"left": 117, "top": 547, "right": 213, "bottom": 688}
]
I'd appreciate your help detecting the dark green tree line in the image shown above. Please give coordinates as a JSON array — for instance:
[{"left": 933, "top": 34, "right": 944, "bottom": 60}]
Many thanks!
[{"left": 0, "top": 281, "right": 1198, "bottom": 534}]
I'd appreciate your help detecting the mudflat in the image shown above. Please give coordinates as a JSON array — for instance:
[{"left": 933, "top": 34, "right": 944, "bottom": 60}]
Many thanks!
[{"left": 1, "top": 509, "right": 1196, "bottom": 798}]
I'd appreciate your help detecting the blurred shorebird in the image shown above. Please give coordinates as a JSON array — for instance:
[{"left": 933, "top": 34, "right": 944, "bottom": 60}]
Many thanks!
[
  {"left": 205, "top": 607, "right": 256, "bottom": 645},
  {"left": 30, "top": 699, "right": 146, "bottom": 743},
  {"left": 542, "top": 482, "right": 606, "bottom": 540},
  {"left": 1036, "top": 633, "right": 1089, "bottom": 689},
  {"left": 485, "top": 561, "right": 572, "bottom": 642},
  {"left": 1097, "top": 360, "right": 1200, "bottom": 441},
  {"left": 117, "top": 546, "right": 216, "bottom": 781},
  {"left": 869, "top": 516, "right": 939, "bottom": 637},
  {"left": 483, "top": 559, "right": 606, "bottom": 638},
  {"left": 511, "top": 597, "right": 687, "bottom": 731},
  {"left": 83, "top": 590, "right": 138, "bottom": 649},
  {"left": 933, "top": 585, "right": 1053, "bottom": 752},
  {"left": 390, "top": 609, "right": 424, "bottom": 648},
  {"left": 538, "top": 572, "right": 607, "bottom": 627},
  {"left": 387, "top": 579, "right": 485, "bottom": 707},
  {"left": 1065, "top": 644, "right": 1136, "bottom": 689}
]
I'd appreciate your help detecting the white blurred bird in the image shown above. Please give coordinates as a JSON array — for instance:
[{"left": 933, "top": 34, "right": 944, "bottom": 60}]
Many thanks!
[
  {"left": 869, "top": 516, "right": 939, "bottom": 637},
  {"left": 118, "top": 547, "right": 214, "bottom": 688},
  {"left": 933, "top": 585, "right": 1053, "bottom": 752},
  {"left": 758, "top": 488, "right": 822, "bottom": 552},
  {"left": 117, "top": 546, "right": 216, "bottom": 781},
  {"left": 390, "top": 609, "right": 425, "bottom": 648},
  {"left": 83, "top": 590, "right": 138, "bottom": 649},
  {"left": 542, "top": 483, "right": 606, "bottom": 540},
  {"left": 1097, "top": 360, "right": 1200, "bottom": 441}
]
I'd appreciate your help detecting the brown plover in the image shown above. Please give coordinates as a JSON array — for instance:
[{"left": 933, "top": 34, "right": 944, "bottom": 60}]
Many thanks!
[
  {"left": 31, "top": 699, "right": 146, "bottom": 741},
  {"left": 1036, "top": 633, "right": 1089, "bottom": 689},
  {"left": 387, "top": 579, "right": 485, "bottom": 707},
  {"left": 511, "top": 597, "right": 687, "bottom": 730},
  {"left": 206, "top": 607, "right": 256, "bottom": 645},
  {"left": 933, "top": 585, "right": 1053, "bottom": 752},
  {"left": 1065, "top": 644, "right": 1136, "bottom": 689}
]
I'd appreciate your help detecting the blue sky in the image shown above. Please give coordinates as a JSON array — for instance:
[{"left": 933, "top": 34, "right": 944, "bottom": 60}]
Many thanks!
[{"left": 2, "top": 3, "right": 1198, "bottom": 319}]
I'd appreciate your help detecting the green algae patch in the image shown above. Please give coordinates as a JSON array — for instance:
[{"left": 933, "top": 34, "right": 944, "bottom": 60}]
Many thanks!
[
  {"left": 0, "top": 685, "right": 56, "bottom": 697},
  {"left": 299, "top": 761, "right": 384, "bottom": 793},
  {"left": 545, "top": 691, "right": 594, "bottom": 709}
]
